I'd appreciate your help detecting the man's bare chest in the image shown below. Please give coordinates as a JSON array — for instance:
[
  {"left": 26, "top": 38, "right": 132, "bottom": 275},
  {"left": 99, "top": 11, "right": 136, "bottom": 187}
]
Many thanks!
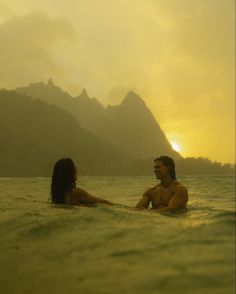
[{"left": 150, "top": 186, "right": 174, "bottom": 208}]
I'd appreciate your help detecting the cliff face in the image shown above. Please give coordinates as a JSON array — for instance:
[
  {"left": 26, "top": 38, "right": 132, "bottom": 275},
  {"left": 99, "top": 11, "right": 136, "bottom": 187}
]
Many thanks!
[
  {"left": 1, "top": 84, "right": 234, "bottom": 176},
  {"left": 97, "top": 91, "right": 181, "bottom": 160},
  {"left": 17, "top": 81, "right": 106, "bottom": 134},
  {"left": 16, "top": 80, "right": 181, "bottom": 161},
  {"left": 0, "top": 90, "right": 133, "bottom": 176}
]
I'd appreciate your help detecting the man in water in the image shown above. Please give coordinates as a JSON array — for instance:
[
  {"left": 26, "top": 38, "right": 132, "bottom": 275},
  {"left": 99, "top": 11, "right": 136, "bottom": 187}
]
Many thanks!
[{"left": 135, "top": 156, "right": 188, "bottom": 212}]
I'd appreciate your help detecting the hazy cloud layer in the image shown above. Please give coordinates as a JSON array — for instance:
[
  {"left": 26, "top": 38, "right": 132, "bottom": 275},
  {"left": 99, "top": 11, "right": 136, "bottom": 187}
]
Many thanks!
[
  {"left": 0, "top": 0, "right": 235, "bottom": 163},
  {"left": 0, "top": 11, "right": 79, "bottom": 91}
]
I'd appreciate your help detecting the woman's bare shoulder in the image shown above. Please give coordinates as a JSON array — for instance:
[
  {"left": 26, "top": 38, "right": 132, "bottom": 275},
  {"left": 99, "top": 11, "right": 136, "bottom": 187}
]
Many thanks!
[
  {"left": 71, "top": 187, "right": 88, "bottom": 196},
  {"left": 66, "top": 188, "right": 87, "bottom": 205}
]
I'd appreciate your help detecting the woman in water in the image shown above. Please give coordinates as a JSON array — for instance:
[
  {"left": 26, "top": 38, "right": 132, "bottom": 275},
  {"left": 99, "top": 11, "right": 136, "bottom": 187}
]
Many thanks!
[{"left": 51, "top": 158, "right": 113, "bottom": 206}]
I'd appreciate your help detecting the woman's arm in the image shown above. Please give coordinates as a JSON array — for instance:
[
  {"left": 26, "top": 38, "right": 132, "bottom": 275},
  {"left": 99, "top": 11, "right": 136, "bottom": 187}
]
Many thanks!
[{"left": 68, "top": 188, "right": 113, "bottom": 206}]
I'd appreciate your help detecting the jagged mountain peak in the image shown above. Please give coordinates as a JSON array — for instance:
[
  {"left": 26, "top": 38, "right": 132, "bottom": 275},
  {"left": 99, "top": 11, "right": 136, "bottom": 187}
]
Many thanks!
[
  {"left": 47, "top": 78, "right": 54, "bottom": 86},
  {"left": 20, "top": 79, "right": 61, "bottom": 93},
  {"left": 14, "top": 81, "right": 181, "bottom": 160},
  {"left": 76, "top": 88, "right": 95, "bottom": 101},
  {"left": 75, "top": 89, "right": 105, "bottom": 112},
  {"left": 45, "top": 79, "right": 63, "bottom": 92},
  {"left": 121, "top": 91, "right": 146, "bottom": 108},
  {"left": 80, "top": 88, "right": 89, "bottom": 98}
]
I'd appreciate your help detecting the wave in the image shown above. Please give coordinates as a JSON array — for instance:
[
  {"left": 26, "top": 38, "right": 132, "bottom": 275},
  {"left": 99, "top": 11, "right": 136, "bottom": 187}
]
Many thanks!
[{"left": 212, "top": 211, "right": 235, "bottom": 225}]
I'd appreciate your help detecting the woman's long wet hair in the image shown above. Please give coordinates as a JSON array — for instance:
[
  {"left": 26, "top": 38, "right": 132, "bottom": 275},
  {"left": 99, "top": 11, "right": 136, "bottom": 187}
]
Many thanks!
[
  {"left": 155, "top": 156, "right": 177, "bottom": 180},
  {"left": 51, "top": 158, "right": 77, "bottom": 204}
]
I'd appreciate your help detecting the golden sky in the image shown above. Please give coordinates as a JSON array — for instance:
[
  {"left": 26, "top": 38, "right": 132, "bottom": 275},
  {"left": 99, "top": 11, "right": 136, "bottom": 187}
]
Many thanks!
[{"left": 0, "top": 0, "right": 235, "bottom": 163}]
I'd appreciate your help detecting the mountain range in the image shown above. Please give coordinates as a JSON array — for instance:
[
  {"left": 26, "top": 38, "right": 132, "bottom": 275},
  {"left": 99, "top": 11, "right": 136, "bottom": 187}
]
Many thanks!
[
  {"left": 17, "top": 79, "right": 181, "bottom": 161},
  {"left": 0, "top": 90, "right": 139, "bottom": 176},
  {"left": 0, "top": 80, "right": 234, "bottom": 176}
]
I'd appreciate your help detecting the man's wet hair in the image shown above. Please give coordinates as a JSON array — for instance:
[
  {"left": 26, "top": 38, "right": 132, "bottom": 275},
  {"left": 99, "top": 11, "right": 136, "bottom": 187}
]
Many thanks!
[{"left": 155, "top": 156, "right": 176, "bottom": 180}]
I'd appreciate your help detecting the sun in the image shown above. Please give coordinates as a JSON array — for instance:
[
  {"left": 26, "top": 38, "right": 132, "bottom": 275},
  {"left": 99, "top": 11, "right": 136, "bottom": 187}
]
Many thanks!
[{"left": 170, "top": 141, "right": 181, "bottom": 152}]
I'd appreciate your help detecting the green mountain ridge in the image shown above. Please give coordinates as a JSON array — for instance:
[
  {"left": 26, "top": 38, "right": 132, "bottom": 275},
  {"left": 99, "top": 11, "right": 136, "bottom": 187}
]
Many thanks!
[
  {"left": 16, "top": 79, "right": 181, "bottom": 160},
  {"left": 0, "top": 82, "right": 234, "bottom": 176},
  {"left": 0, "top": 90, "right": 140, "bottom": 176}
]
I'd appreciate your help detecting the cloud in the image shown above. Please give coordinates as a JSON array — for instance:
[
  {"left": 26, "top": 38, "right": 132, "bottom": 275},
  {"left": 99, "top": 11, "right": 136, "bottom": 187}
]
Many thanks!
[
  {"left": 139, "top": 1, "right": 235, "bottom": 98},
  {"left": 0, "top": 1, "right": 234, "bottom": 163},
  {"left": 0, "top": 11, "right": 76, "bottom": 89}
]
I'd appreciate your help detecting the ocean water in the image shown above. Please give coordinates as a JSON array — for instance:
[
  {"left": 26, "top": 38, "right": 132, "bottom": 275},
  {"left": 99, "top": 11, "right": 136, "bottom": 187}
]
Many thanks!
[{"left": 0, "top": 176, "right": 235, "bottom": 294}]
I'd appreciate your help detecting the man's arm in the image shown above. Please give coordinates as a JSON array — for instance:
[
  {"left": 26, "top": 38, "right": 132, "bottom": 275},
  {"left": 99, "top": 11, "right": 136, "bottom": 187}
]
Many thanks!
[
  {"left": 135, "top": 189, "right": 152, "bottom": 209},
  {"left": 154, "top": 186, "right": 188, "bottom": 212}
]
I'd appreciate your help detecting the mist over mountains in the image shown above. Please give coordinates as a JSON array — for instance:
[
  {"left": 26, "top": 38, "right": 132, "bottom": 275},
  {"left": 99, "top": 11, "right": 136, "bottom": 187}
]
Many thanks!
[
  {"left": 0, "top": 90, "right": 138, "bottom": 176},
  {"left": 17, "top": 79, "right": 180, "bottom": 161},
  {"left": 0, "top": 80, "right": 234, "bottom": 176}
]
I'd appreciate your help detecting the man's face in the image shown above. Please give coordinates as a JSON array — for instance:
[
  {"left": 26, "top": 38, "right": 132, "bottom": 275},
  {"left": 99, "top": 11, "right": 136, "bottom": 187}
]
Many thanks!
[{"left": 154, "top": 160, "right": 169, "bottom": 179}]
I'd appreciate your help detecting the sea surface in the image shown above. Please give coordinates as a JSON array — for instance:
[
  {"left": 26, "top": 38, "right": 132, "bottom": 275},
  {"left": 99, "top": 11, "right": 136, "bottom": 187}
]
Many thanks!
[{"left": 0, "top": 176, "right": 235, "bottom": 294}]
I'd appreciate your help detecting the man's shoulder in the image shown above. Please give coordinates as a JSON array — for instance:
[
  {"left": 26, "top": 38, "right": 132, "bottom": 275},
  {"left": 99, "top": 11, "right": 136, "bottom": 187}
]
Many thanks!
[
  {"left": 174, "top": 181, "right": 188, "bottom": 195},
  {"left": 175, "top": 180, "right": 187, "bottom": 188}
]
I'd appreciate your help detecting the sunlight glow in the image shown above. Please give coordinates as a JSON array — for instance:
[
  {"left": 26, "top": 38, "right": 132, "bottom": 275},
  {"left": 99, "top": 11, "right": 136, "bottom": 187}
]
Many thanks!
[{"left": 170, "top": 141, "right": 181, "bottom": 152}]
